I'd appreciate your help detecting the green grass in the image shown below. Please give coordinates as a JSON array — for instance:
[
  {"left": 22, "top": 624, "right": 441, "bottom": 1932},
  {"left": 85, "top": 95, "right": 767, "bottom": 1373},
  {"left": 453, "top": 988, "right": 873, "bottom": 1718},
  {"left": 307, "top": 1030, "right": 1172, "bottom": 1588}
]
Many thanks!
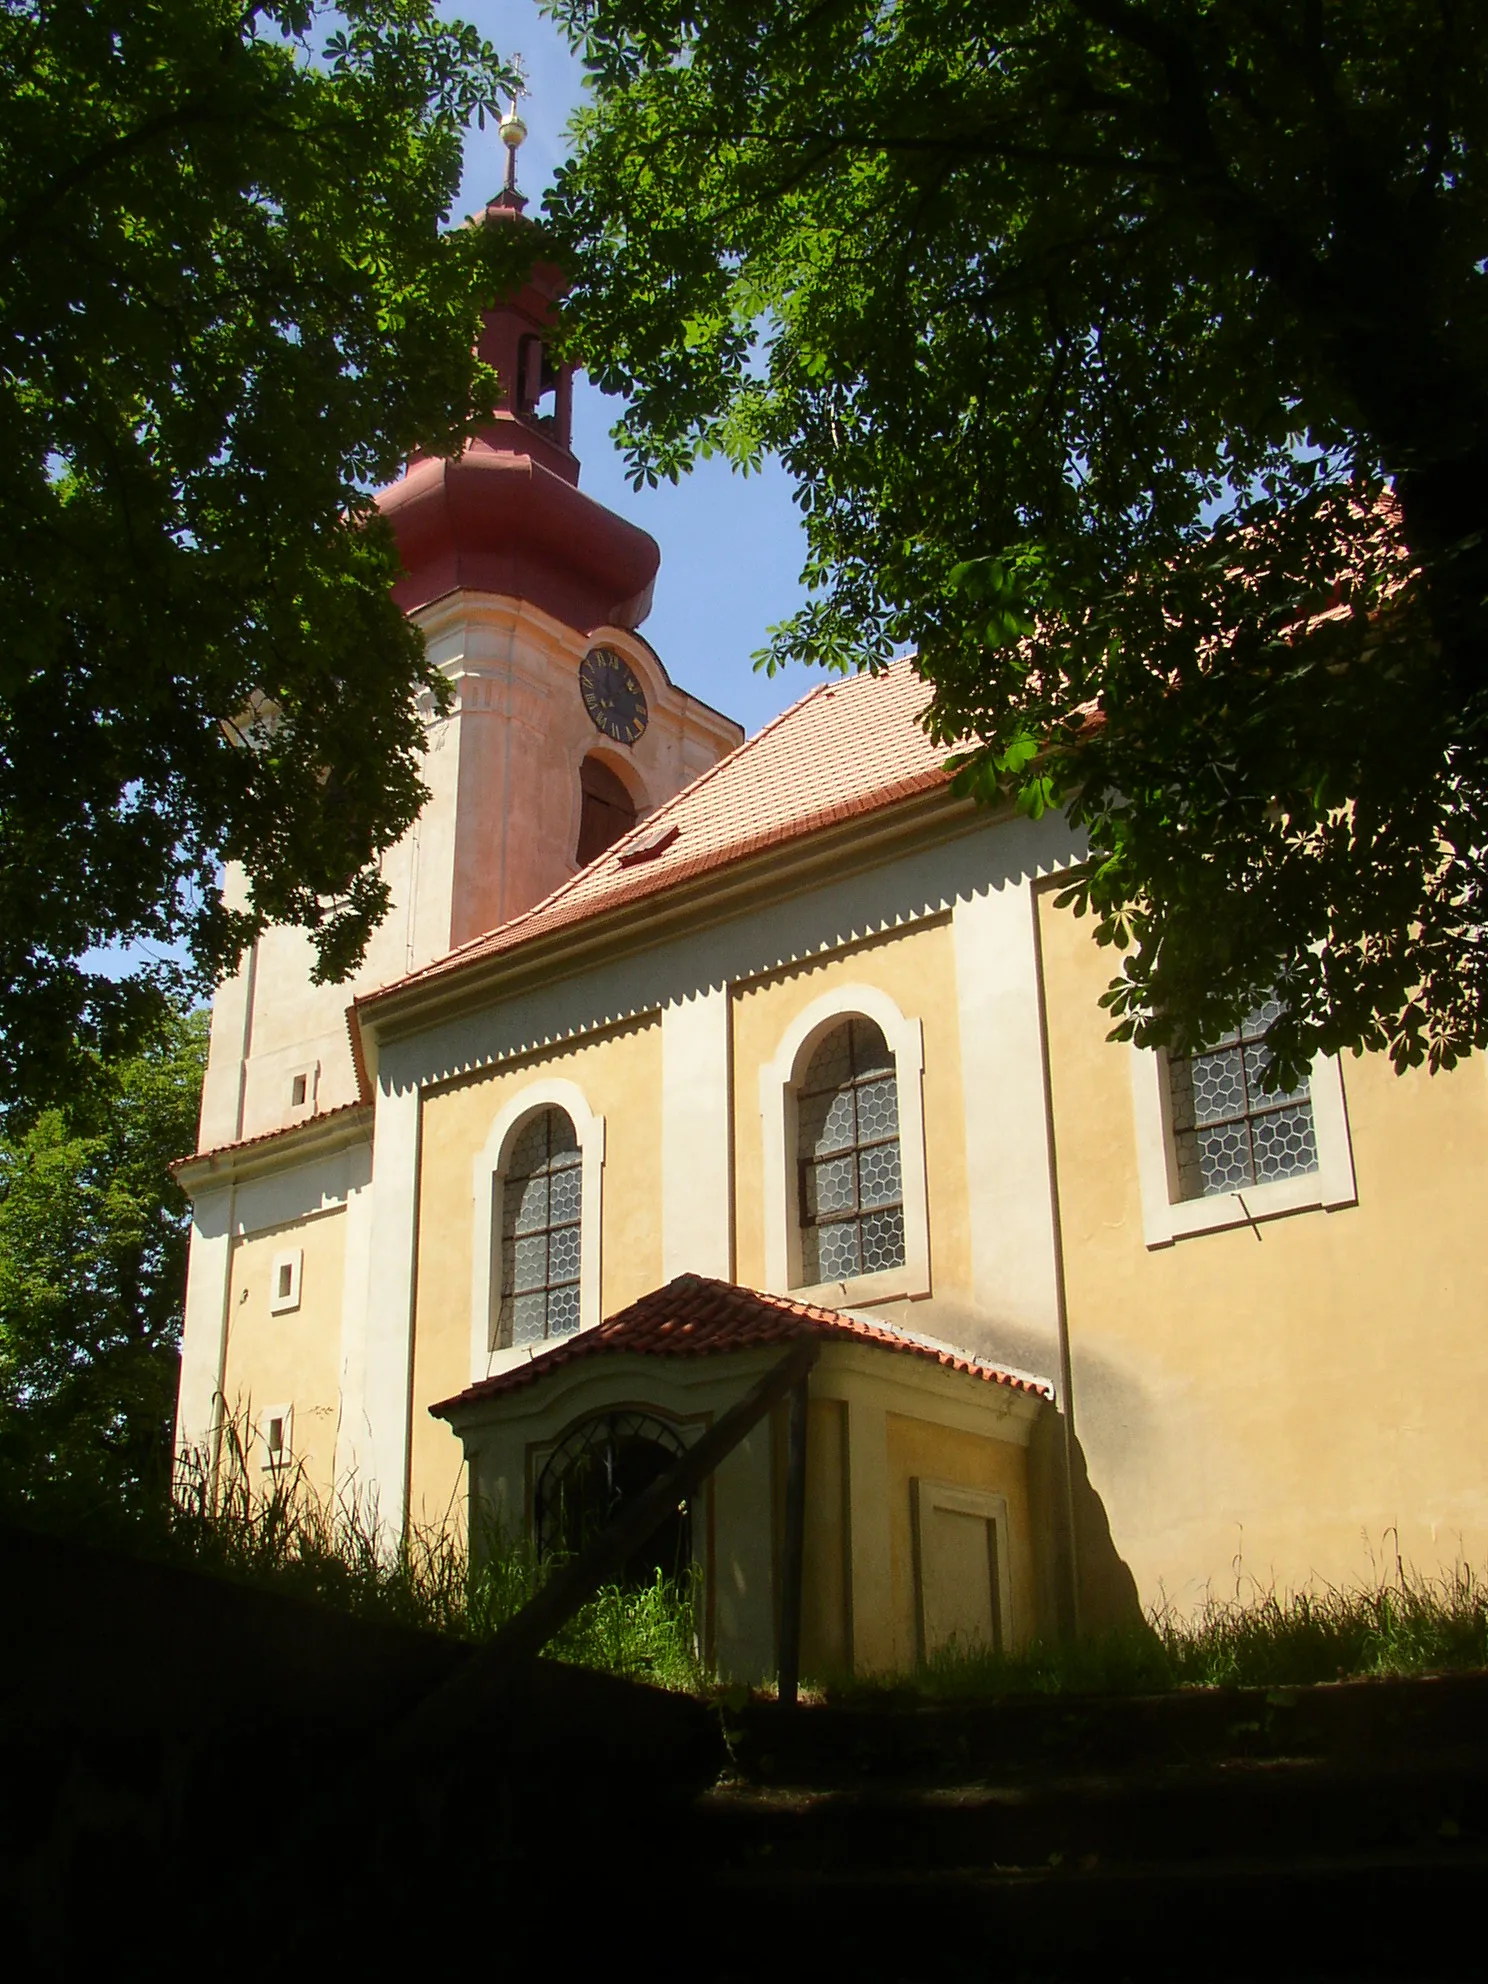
[
  {"left": 14, "top": 1414, "right": 1488, "bottom": 1704},
  {"left": 4, "top": 1414, "right": 707, "bottom": 1694},
  {"left": 837, "top": 1565, "right": 1488, "bottom": 1703}
]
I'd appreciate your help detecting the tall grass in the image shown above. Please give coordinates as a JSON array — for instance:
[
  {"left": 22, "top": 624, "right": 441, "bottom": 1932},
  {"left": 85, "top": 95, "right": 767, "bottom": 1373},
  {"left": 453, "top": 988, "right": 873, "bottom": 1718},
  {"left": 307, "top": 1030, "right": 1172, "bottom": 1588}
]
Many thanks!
[
  {"left": 887, "top": 1562, "right": 1488, "bottom": 1702},
  {"left": 20, "top": 1409, "right": 1488, "bottom": 1703},
  {"left": 100, "top": 1415, "right": 706, "bottom": 1693}
]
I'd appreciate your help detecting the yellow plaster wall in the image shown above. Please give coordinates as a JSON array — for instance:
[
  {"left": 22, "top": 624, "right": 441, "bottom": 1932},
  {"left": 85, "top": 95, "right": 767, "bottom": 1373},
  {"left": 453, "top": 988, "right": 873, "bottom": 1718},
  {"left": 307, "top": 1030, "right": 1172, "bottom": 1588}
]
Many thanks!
[
  {"left": 408, "top": 1018, "right": 664, "bottom": 1525},
  {"left": 884, "top": 1413, "right": 1036, "bottom": 1664},
  {"left": 1037, "top": 890, "right": 1488, "bottom": 1613},
  {"left": 731, "top": 920, "right": 972, "bottom": 1304},
  {"left": 221, "top": 1211, "right": 346, "bottom": 1500}
]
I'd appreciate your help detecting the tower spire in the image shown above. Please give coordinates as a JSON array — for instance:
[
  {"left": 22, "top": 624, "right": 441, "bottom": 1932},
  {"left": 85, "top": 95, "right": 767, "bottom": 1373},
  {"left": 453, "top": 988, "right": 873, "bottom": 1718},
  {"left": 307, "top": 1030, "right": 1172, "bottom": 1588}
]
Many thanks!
[{"left": 496, "top": 90, "right": 528, "bottom": 212}]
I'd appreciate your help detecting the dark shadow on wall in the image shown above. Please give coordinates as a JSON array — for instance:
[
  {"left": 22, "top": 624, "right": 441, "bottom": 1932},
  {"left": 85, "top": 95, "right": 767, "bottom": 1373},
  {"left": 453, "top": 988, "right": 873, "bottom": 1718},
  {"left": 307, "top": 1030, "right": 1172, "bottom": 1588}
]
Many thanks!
[{"left": 1028, "top": 1408, "right": 1143, "bottom": 1642}]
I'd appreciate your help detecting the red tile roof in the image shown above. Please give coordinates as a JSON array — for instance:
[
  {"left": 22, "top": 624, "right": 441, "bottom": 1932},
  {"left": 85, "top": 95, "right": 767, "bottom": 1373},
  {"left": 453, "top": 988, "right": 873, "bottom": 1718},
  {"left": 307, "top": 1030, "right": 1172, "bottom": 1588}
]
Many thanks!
[
  {"left": 429, "top": 1273, "right": 1054, "bottom": 1416},
  {"left": 175, "top": 1101, "right": 372, "bottom": 1176},
  {"left": 363, "top": 659, "right": 950, "bottom": 1011}
]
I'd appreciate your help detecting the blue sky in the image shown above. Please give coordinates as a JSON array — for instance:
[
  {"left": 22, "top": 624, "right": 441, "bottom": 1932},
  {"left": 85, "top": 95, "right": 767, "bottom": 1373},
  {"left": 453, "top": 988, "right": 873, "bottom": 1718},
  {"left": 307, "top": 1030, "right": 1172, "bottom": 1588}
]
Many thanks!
[{"left": 451, "top": 0, "right": 819, "bottom": 737}]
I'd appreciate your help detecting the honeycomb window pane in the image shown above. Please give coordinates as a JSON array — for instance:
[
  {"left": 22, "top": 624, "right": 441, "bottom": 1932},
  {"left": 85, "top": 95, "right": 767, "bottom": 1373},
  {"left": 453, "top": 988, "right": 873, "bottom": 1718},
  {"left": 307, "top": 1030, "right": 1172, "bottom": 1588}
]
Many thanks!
[
  {"left": 1196, "top": 1118, "right": 1253, "bottom": 1194},
  {"left": 860, "top": 1206, "right": 907, "bottom": 1273},
  {"left": 1243, "top": 1038, "right": 1309, "bottom": 1107},
  {"left": 1191, "top": 1046, "right": 1246, "bottom": 1125},
  {"left": 816, "top": 1221, "right": 861, "bottom": 1282},
  {"left": 547, "top": 1284, "right": 581, "bottom": 1338},
  {"left": 1168, "top": 1054, "right": 1197, "bottom": 1137},
  {"left": 850, "top": 1019, "right": 894, "bottom": 1077},
  {"left": 801, "top": 1087, "right": 856, "bottom": 1157},
  {"left": 806, "top": 1152, "right": 857, "bottom": 1219},
  {"left": 799, "top": 1225, "right": 822, "bottom": 1284},
  {"left": 802, "top": 1025, "right": 854, "bottom": 1096},
  {"left": 858, "top": 1140, "right": 902, "bottom": 1210},
  {"left": 1251, "top": 1103, "right": 1318, "bottom": 1182},
  {"left": 855, "top": 1076, "right": 899, "bottom": 1143},
  {"left": 1172, "top": 1127, "right": 1206, "bottom": 1202},
  {"left": 508, "top": 1171, "right": 550, "bottom": 1236},
  {"left": 510, "top": 1290, "right": 547, "bottom": 1346},
  {"left": 1170, "top": 997, "right": 1320, "bottom": 1203},
  {"left": 545, "top": 1112, "right": 580, "bottom": 1160},
  {"left": 548, "top": 1223, "right": 582, "bottom": 1282},
  {"left": 1242, "top": 998, "right": 1284, "bottom": 1040},
  {"left": 511, "top": 1231, "right": 549, "bottom": 1293},
  {"left": 507, "top": 1113, "right": 551, "bottom": 1179},
  {"left": 548, "top": 1163, "right": 582, "bottom": 1225}
]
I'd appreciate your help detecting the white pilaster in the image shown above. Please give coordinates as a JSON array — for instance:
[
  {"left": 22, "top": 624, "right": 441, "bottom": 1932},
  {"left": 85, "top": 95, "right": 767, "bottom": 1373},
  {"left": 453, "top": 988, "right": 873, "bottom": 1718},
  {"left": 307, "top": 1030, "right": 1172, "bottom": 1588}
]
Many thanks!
[
  {"left": 176, "top": 1185, "right": 234, "bottom": 1463},
  {"left": 661, "top": 983, "right": 733, "bottom": 1280},
  {"left": 951, "top": 866, "right": 1064, "bottom": 1388},
  {"left": 351, "top": 1064, "right": 423, "bottom": 1535}
]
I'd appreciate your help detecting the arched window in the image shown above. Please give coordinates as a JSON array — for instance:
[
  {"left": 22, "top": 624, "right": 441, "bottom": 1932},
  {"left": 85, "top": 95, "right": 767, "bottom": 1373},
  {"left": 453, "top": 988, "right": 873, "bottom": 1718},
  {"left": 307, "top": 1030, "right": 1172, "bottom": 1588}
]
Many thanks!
[
  {"left": 534, "top": 1410, "right": 690, "bottom": 1584},
  {"left": 497, "top": 1108, "right": 582, "bottom": 1348},
  {"left": 576, "top": 756, "right": 637, "bottom": 866},
  {"left": 797, "top": 1016, "right": 907, "bottom": 1283}
]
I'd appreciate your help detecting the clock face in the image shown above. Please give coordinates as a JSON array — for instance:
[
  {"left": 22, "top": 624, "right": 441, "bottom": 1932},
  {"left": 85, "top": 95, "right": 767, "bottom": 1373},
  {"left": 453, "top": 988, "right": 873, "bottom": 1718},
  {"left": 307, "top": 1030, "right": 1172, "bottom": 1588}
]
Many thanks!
[{"left": 579, "top": 646, "right": 649, "bottom": 745}]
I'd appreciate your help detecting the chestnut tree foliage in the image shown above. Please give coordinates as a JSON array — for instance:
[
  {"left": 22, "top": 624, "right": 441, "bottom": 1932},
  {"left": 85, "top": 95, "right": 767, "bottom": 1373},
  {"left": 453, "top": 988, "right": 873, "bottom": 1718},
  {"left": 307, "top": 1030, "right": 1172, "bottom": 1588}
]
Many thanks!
[
  {"left": 1, "top": 0, "right": 528, "bottom": 1112},
  {"left": 547, "top": 0, "right": 1488, "bottom": 1081},
  {"left": 0, "top": 1001, "right": 205, "bottom": 1514}
]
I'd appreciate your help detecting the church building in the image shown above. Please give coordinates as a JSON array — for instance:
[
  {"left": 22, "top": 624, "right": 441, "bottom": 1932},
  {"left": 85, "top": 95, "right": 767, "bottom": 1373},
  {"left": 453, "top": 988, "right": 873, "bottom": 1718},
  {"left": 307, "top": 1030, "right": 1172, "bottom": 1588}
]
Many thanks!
[{"left": 174, "top": 189, "right": 1488, "bottom": 1684}]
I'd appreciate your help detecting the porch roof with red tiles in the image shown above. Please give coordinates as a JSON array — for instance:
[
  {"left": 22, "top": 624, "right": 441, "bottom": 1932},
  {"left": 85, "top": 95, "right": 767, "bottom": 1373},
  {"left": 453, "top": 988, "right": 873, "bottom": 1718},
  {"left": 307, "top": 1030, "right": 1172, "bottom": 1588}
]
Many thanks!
[
  {"left": 362, "top": 658, "right": 950, "bottom": 1013},
  {"left": 430, "top": 1273, "right": 1054, "bottom": 1417}
]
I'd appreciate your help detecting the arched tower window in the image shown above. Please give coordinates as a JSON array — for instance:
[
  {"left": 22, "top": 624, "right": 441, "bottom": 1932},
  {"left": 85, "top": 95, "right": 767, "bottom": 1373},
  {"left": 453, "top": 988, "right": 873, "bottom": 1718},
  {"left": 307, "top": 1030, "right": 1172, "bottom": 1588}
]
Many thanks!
[
  {"left": 576, "top": 755, "right": 637, "bottom": 865},
  {"left": 797, "top": 1017, "right": 907, "bottom": 1283},
  {"left": 498, "top": 1108, "right": 582, "bottom": 1348}
]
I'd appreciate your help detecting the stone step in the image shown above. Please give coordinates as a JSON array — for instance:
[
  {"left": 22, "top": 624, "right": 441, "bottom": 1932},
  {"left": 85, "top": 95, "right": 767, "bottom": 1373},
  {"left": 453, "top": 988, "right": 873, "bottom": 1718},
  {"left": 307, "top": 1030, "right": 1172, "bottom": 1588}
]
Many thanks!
[
  {"left": 697, "top": 1748, "right": 1488, "bottom": 1872},
  {"left": 724, "top": 1670, "right": 1488, "bottom": 1787},
  {"left": 692, "top": 1846, "right": 1488, "bottom": 1980}
]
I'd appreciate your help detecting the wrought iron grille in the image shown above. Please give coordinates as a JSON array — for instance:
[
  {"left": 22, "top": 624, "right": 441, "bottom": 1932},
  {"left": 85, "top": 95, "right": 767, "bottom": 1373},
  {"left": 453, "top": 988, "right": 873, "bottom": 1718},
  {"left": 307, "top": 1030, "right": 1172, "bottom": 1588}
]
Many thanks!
[
  {"left": 797, "top": 1016, "right": 906, "bottom": 1282},
  {"left": 498, "top": 1108, "right": 582, "bottom": 1348},
  {"left": 534, "top": 1410, "right": 691, "bottom": 1583},
  {"left": 1168, "top": 999, "right": 1319, "bottom": 1200}
]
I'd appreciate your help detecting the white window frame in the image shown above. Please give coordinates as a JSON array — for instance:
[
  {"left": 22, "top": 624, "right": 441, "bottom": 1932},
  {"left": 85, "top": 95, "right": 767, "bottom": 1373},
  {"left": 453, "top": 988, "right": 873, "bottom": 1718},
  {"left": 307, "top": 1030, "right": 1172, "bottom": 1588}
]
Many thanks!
[
  {"left": 759, "top": 983, "right": 930, "bottom": 1308},
  {"left": 258, "top": 1402, "right": 294, "bottom": 1472},
  {"left": 913, "top": 1478, "right": 1014, "bottom": 1658},
  {"left": 469, "top": 1079, "right": 606, "bottom": 1385},
  {"left": 287, "top": 1062, "right": 318, "bottom": 1118},
  {"left": 269, "top": 1247, "right": 303, "bottom": 1315},
  {"left": 1131, "top": 1043, "right": 1357, "bottom": 1249}
]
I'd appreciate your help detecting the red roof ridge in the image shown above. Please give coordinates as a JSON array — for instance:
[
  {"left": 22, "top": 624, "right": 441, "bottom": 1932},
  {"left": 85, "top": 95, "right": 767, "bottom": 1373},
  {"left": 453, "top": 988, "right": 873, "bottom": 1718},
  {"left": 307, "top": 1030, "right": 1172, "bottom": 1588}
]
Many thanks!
[{"left": 430, "top": 1272, "right": 1055, "bottom": 1414}]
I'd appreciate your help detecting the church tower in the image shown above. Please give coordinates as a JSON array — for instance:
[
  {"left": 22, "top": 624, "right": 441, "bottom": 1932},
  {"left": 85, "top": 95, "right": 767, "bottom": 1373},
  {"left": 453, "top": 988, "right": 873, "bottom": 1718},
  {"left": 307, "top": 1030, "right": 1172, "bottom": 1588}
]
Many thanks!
[{"left": 193, "top": 136, "right": 743, "bottom": 1156}]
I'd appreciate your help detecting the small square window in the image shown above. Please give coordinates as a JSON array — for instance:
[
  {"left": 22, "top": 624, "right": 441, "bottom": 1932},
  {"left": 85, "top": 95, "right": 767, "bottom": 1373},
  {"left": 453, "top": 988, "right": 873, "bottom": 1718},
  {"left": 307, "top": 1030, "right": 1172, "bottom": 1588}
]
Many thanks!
[
  {"left": 290, "top": 1073, "right": 307, "bottom": 1107},
  {"left": 258, "top": 1403, "right": 293, "bottom": 1471},
  {"left": 269, "top": 1248, "right": 303, "bottom": 1315}
]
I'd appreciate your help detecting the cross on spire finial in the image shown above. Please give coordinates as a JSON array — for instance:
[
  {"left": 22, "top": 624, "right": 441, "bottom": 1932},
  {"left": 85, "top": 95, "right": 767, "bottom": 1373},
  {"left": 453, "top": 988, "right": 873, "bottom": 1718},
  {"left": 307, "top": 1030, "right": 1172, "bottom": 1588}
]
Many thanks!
[{"left": 499, "top": 81, "right": 528, "bottom": 200}]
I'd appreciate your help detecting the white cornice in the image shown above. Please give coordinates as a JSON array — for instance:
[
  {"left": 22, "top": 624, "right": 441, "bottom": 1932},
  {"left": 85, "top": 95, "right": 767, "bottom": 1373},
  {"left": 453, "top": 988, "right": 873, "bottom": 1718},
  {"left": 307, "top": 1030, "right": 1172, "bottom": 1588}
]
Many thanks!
[{"left": 174, "top": 1104, "right": 373, "bottom": 1198}]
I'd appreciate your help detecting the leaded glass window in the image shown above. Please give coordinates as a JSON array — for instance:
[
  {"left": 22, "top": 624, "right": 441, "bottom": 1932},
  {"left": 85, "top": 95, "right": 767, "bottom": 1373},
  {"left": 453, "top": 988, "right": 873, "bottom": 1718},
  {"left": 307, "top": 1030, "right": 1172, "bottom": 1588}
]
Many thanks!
[
  {"left": 1168, "top": 999, "right": 1319, "bottom": 1201},
  {"left": 797, "top": 1017, "right": 906, "bottom": 1283},
  {"left": 497, "top": 1108, "right": 582, "bottom": 1348}
]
